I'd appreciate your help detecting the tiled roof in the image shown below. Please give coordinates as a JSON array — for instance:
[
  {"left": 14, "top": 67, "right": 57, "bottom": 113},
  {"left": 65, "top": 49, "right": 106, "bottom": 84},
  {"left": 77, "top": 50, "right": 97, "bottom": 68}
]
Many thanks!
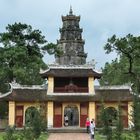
[
  {"left": 40, "top": 64, "right": 102, "bottom": 79},
  {"left": 40, "top": 68, "right": 101, "bottom": 78},
  {"left": 0, "top": 85, "right": 133, "bottom": 102},
  {"left": 0, "top": 88, "right": 47, "bottom": 102}
]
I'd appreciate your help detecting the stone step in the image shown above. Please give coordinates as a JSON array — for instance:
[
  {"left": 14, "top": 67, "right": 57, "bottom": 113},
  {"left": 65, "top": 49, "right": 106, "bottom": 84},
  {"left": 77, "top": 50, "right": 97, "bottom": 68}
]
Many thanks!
[{"left": 48, "top": 127, "right": 86, "bottom": 133}]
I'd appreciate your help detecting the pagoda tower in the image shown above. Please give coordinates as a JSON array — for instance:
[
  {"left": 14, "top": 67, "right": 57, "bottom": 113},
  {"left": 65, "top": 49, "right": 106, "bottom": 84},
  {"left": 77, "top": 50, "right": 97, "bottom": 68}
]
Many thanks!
[{"left": 55, "top": 7, "right": 87, "bottom": 65}]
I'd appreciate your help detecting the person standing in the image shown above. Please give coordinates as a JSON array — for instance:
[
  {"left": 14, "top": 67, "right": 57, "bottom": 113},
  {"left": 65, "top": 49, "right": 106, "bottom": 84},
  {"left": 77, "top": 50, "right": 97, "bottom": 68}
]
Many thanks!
[
  {"left": 85, "top": 117, "right": 90, "bottom": 133},
  {"left": 64, "top": 114, "right": 68, "bottom": 126},
  {"left": 90, "top": 120, "right": 95, "bottom": 140},
  {"left": 92, "top": 118, "right": 95, "bottom": 129}
]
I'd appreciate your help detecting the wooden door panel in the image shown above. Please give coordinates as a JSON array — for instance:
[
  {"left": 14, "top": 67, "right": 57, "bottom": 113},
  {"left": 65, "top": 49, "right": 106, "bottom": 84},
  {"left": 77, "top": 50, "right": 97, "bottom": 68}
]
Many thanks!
[
  {"left": 80, "top": 103, "right": 88, "bottom": 127},
  {"left": 54, "top": 103, "right": 62, "bottom": 127},
  {"left": 15, "top": 106, "right": 23, "bottom": 128}
]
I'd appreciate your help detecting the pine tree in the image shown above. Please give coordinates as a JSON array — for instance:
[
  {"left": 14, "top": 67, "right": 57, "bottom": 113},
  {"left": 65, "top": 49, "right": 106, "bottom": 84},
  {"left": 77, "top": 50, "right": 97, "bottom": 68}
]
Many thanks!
[
  {"left": 99, "top": 102, "right": 113, "bottom": 140},
  {"left": 113, "top": 104, "right": 123, "bottom": 140}
]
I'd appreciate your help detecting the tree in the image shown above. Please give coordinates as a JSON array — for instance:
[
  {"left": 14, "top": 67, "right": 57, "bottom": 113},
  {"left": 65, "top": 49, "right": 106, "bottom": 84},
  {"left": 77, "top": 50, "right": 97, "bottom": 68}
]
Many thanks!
[
  {"left": 99, "top": 102, "right": 113, "bottom": 140},
  {"left": 102, "top": 34, "right": 140, "bottom": 140},
  {"left": 24, "top": 106, "right": 46, "bottom": 140},
  {"left": 113, "top": 104, "right": 123, "bottom": 140},
  {"left": 100, "top": 34, "right": 140, "bottom": 86},
  {"left": 0, "top": 22, "right": 59, "bottom": 93}
]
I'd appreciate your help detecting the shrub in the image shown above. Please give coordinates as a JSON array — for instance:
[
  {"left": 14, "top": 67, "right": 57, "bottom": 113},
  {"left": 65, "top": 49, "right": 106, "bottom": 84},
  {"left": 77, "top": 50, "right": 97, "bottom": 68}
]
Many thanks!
[{"left": 3, "top": 126, "right": 18, "bottom": 140}]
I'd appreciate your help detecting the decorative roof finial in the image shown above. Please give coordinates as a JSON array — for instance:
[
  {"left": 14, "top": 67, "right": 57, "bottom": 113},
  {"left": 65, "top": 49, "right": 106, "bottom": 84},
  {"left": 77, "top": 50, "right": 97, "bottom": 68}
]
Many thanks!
[{"left": 69, "top": 5, "right": 73, "bottom": 15}]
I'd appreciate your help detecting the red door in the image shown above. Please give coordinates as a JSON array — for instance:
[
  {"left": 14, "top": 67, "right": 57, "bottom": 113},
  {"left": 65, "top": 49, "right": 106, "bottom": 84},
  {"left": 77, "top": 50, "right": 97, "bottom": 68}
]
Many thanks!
[
  {"left": 15, "top": 106, "right": 23, "bottom": 128},
  {"left": 80, "top": 103, "right": 88, "bottom": 127},
  {"left": 121, "top": 104, "right": 128, "bottom": 128},
  {"left": 54, "top": 102, "right": 62, "bottom": 127}
]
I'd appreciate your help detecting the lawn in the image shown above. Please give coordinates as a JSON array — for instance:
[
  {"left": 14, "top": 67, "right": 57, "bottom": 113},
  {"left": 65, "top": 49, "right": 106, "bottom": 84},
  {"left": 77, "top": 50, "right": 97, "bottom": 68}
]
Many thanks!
[
  {"left": 0, "top": 132, "right": 48, "bottom": 140},
  {"left": 0, "top": 133, "right": 4, "bottom": 140},
  {"left": 94, "top": 131, "right": 135, "bottom": 140}
]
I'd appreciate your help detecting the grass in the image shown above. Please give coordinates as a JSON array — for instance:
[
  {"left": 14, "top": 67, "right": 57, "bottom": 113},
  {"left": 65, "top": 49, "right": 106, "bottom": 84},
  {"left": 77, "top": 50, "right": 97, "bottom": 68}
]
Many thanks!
[
  {"left": 0, "top": 132, "right": 48, "bottom": 140},
  {"left": 95, "top": 132, "right": 106, "bottom": 140},
  {"left": 0, "top": 133, "right": 4, "bottom": 140},
  {"left": 94, "top": 131, "right": 135, "bottom": 140},
  {"left": 39, "top": 133, "right": 48, "bottom": 140}
]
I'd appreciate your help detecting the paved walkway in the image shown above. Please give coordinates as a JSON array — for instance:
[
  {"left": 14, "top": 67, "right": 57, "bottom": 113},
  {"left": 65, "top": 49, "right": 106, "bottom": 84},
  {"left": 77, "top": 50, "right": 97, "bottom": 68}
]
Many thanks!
[{"left": 47, "top": 133, "right": 90, "bottom": 140}]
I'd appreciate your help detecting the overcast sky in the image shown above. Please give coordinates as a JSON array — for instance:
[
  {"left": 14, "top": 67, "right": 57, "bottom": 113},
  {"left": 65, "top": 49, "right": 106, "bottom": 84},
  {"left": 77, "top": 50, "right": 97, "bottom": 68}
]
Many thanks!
[{"left": 1, "top": 0, "right": 140, "bottom": 70}]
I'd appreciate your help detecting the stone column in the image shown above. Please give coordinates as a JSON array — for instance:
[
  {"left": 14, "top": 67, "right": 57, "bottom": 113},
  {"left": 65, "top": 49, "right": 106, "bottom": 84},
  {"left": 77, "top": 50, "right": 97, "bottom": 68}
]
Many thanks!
[
  {"left": 88, "top": 102, "right": 96, "bottom": 121},
  {"left": 47, "top": 77, "right": 54, "bottom": 93},
  {"left": 88, "top": 77, "right": 95, "bottom": 94},
  {"left": 47, "top": 102, "right": 54, "bottom": 128},
  {"left": 128, "top": 102, "right": 133, "bottom": 128},
  {"left": 9, "top": 101, "right": 15, "bottom": 126}
]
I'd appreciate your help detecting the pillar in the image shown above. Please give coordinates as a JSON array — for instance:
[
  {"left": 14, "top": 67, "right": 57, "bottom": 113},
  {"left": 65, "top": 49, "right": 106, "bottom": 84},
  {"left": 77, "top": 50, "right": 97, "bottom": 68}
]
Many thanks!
[
  {"left": 47, "top": 77, "right": 54, "bottom": 93},
  {"left": 9, "top": 101, "right": 15, "bottom": 126},
  {"left": 88, "top": 77, "right": 95, "bottom": 94},
  {"left": 128, "top": 102, "right": 133, "bottom": 128},
  {"left": 47, "top": 101, "right": 54, "bottom": 128},
  {"left": 88, "top": 102, "right": 96, "bottom": 121}
]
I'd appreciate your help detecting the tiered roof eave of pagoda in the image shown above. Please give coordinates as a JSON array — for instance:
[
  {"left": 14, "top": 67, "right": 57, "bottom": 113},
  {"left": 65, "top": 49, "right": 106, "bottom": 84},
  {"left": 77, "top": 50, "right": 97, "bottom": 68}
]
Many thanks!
[{"left": 40, "top": 64, "right": 102, "bottom": 79}]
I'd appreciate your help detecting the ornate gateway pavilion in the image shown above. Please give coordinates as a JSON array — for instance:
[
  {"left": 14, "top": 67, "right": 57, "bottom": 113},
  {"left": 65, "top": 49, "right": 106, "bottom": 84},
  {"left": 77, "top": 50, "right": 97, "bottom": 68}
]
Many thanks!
[{"left": 0, "top": 8, "right": 133, "bottom": 129}]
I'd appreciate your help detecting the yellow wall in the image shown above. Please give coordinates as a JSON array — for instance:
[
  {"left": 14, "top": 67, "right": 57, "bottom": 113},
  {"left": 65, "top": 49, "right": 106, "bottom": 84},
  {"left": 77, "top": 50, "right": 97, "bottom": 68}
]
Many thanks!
[
  {"left": 47, "top": 77, "right": 54, "bottom": 93},
  {"left": 88, "top": 77, "right": 95, "bottom": 94},
  {"left": 47, "top": 101, "right": 54, "bottom": 128},
  {"left": 62, "top": 103, "right": 80, "bottom": 127},
  {"left": 9, "top": 101, "right": 15, "bottom": 126},
  {"left": 128, "top": 102, "right": 133, "bottom": 128},
  {"left": 89, "top": 102, "right": 96, "bottom": 121}
]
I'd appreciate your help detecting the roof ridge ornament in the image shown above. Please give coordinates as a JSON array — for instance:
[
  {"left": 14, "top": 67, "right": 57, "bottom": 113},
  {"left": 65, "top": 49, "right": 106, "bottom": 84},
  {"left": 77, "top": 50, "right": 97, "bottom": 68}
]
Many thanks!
[{"left": 69, "top": 5, "right": 73, "bottom": 15}]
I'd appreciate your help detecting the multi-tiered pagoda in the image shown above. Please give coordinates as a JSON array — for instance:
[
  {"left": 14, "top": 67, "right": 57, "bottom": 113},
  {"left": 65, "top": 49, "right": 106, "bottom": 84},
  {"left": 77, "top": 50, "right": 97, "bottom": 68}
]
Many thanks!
[{"left": 55, "top": 7, "right": 87, "bottom": 65}]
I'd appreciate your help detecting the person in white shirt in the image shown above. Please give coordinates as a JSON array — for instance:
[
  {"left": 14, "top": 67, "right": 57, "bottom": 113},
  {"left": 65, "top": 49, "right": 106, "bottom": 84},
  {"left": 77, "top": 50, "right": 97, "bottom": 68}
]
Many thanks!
[
  {"left": 64, "top": 114, "right": 68, "bottom": 126},
  {"left": 90, "top": 119, "right": 95, "bottom": 140}
]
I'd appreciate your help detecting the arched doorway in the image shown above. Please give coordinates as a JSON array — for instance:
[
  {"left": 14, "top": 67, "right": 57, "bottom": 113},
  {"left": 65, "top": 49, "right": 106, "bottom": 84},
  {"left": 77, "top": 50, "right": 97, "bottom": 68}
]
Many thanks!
[
  {"left": 25, "top": 106, "right": 38, "bottom": 125},
  {"left": 64, "top": 105, "right": 79, "bottom": 126},
  {"left": 105, "top": 107, "right": 117, "bottom": 126}
]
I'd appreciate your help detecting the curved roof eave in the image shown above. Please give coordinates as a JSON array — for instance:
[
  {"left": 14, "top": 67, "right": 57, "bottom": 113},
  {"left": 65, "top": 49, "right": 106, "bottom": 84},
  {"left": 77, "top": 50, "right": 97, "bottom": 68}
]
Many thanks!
[{"left": 0, "top": 83, "right": 13, "bottom": 99}]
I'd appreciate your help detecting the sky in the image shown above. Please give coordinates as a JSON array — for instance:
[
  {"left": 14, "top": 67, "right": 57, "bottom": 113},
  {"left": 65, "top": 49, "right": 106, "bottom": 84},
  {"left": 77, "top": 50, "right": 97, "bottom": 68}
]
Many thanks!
[{"left": 1, "top": 0, "right": 140, "bottom": 70}]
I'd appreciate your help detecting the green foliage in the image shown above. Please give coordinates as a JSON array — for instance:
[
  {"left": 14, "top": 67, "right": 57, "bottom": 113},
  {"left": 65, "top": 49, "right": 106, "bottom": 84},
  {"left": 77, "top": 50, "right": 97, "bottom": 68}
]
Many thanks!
[
  {"left": 1, "top": 131, "right": 48, "bottom": 140},
  {"left": 100, "top": 34, "right": 140, "bottom": 87},
  {"left": 101, "top": 34, "right": 140, "bottom": 140},
  {"left": 3, "top": 126, "right": 18, "bottom": 140},
  {"left": 25, "top": 106, "right": 47, "bottom": 140},
  {"left": 99, "top": 102, "right": 113, "bottom": 140},
  {"left": 31, "top": 110, "right": 43, "bottom": 139},
  {"left": 121, "top": 132, "right": 134, "bottom": 140},
  {"left": 0, "top": 101, "right": 8, "bottom": 119},
  {"left": 22, "top": 127, "right": 34, "bottom": 140},
  {"left": 0, "top": 22, "right": 60, "bottom": 93},
  {"left": 113, "top": 104, "right": 124, "bottom": 140},
  {"left": 2, "top": 105, "right": 47, "bottom": 140},
  {"left": 43, "top": 43, "right": 63, "bottom": 56},
  {"left": 132, "top": 95, "right": 140, "bottom": 140},
  {"left": 100, "top": 57, "right": 134, "bottom": 85}
]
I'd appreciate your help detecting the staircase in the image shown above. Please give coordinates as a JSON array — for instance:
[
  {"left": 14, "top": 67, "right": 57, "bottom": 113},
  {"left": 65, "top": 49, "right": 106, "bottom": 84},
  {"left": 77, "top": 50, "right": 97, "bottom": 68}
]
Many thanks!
[{"left": 48, "top": 127, "right": 86, "bottom": 133}]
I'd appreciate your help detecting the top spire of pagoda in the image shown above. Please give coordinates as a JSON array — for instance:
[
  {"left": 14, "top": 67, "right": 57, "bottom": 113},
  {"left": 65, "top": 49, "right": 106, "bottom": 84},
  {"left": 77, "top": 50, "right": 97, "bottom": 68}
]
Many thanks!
[{"left": 69, "top": 6, "right": 73, "bottom": 15}]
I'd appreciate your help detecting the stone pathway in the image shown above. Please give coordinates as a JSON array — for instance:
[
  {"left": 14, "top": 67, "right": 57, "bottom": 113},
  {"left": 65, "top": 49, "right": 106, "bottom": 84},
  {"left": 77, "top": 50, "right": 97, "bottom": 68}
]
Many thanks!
[{"left": 47, "top": 133, "right": 90, "bottom": 140}]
